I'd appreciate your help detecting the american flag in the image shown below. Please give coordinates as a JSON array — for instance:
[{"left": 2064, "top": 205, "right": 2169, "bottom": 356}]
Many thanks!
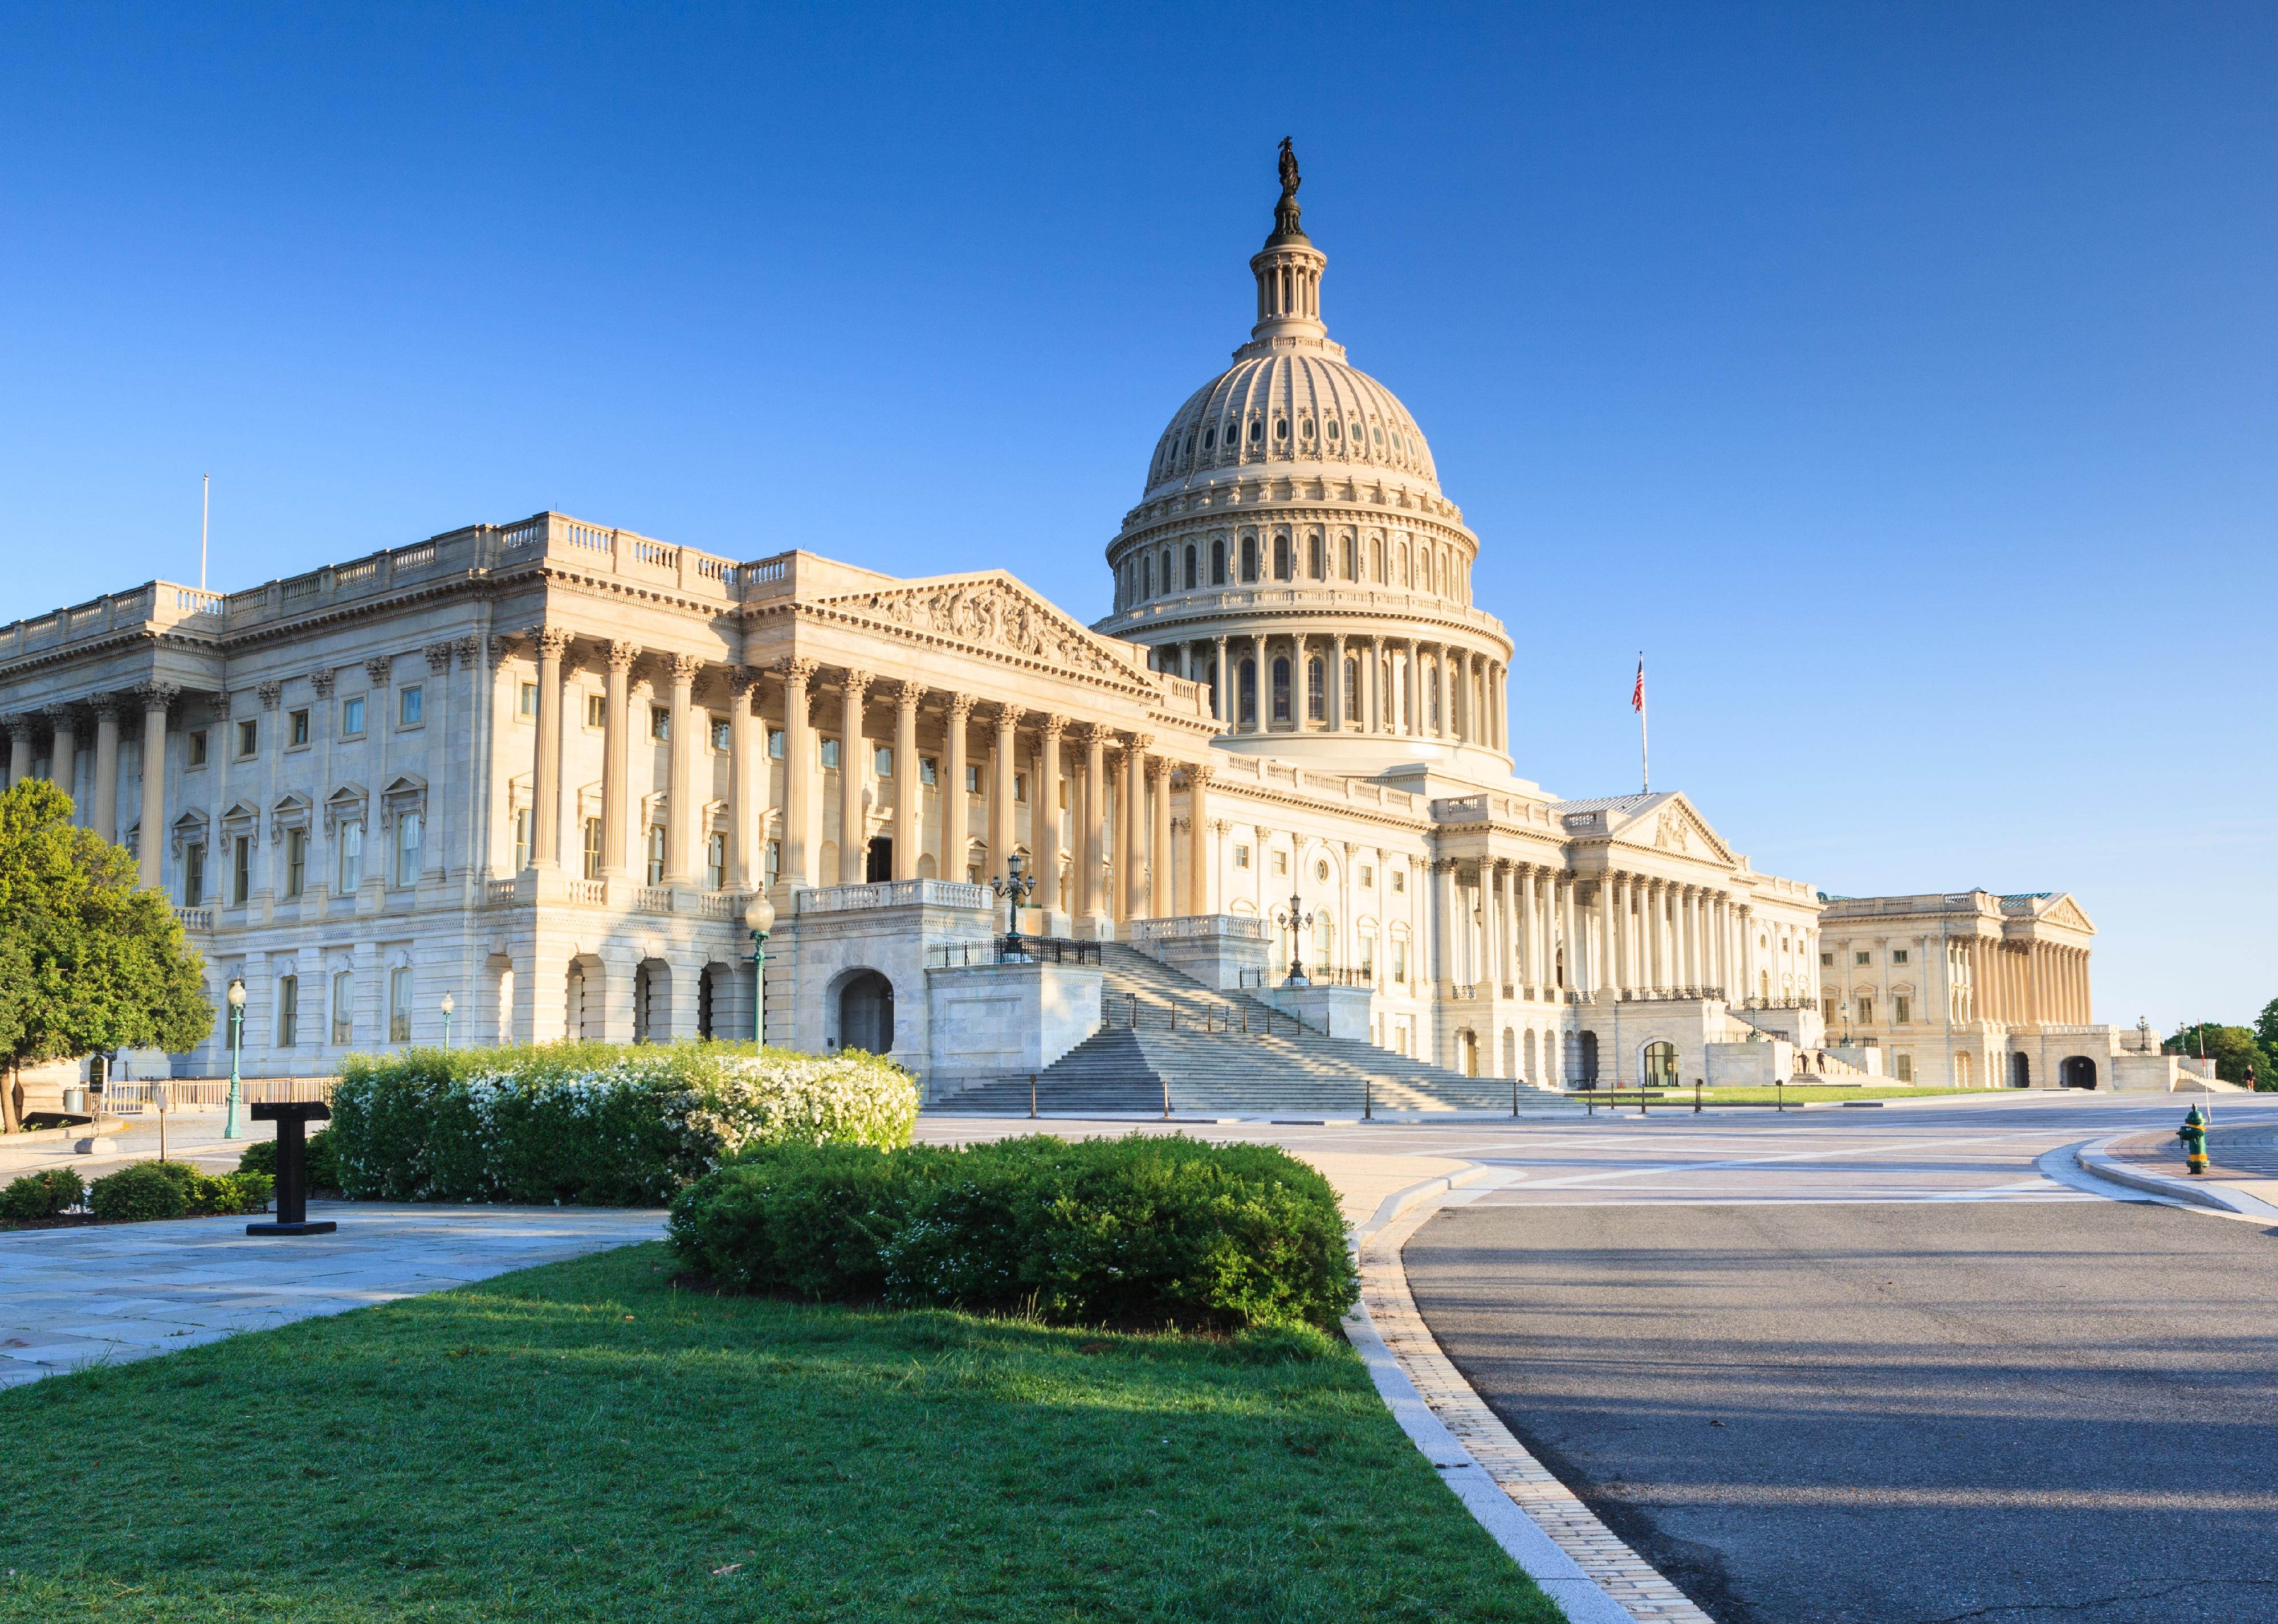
[{"left": 1631, "top": 657, "right": 1645, "bottom": 713}]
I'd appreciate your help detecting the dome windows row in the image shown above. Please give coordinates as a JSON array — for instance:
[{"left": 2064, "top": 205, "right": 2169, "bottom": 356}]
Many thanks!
[
  {"left": 1113, "top": 527, "right": 1472, "bottom": 611},
  {"left": 1151, "top": 406, "right": 1425, "bottom": 485}
]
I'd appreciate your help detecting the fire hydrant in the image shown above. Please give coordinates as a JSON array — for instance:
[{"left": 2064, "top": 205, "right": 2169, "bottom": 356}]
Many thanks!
[{"left": 2177, "top": 1104, "right": 2208, "bottom": 1176}]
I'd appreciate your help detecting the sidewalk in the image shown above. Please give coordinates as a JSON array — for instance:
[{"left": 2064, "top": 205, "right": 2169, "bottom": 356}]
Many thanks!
[
  {"left": 2090, "top": 1124, "right": 2278, "bottom": 1215},
  {"left": 0, "top": 1106, "right": 275, "bottom": 1182}
]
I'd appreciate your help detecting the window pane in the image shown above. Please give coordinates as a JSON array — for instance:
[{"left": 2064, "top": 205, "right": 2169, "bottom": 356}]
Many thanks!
[
  {"left": 344, "top": 697, "right": 365, "bottom": 734},
  {"left": 400, "top": 686, "right": 423, "bottom": 726}
]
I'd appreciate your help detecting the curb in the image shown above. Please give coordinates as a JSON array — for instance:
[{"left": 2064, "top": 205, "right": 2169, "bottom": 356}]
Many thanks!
[
  {"left": 1347, "top": 1171, "right": 1711, "bottom": 1624},
  {"left": 2073, "top": 1135, "right": 2278, "bottom": 1220}
]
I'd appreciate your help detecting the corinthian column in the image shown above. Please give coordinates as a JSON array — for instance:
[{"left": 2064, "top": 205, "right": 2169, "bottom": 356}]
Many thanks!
[
  {"left": 1150, "top": 757, "right": 1172, "bottom": 919},
  {"left": 991, "top": 704, "right": 1018, "bottom": 886},
  {"left": 1036, "top": 716, "right": 1065, "bottom": 921},
  {"left": 601, "top": 641, "right": 637, "bottom": 882},
  {"left": 91, "top": 698, "right": 121, "bottom": 843},
  {"left": 135, "top": 685, "right": 175, "bottom": 889},
  {"left": 1123, "top": 735, "right": 1151, "bottom": 920},
  {"left": 1078, "top": 724, "right": 1109, "bottom": 923},
  {"left": 775, "top": 658, "right": 817, "bottom": 892},
  {"left": 528, "top": 628, "right": 572, "bottom": 869},
  {"left": 728, "top": 667, "right": 761, "bottom": 889},
  {"left": 665, "top": 653, "right": 705, "bottom": 886},
  {"left": 893, "top": 683, "right": 923, "bottom": 881},
  {"left": 1185, "top": 765, "right": 1213, "bottom": 917},
  {"left": 942, "top": 693, "right": 973, "bottom": 882}
]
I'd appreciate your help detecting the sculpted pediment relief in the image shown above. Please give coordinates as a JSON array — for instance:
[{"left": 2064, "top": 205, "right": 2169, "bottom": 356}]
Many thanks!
[
  {"left": 2043, "top": 895, "right": 2094, "bottom": 932},
  {"left": 814, "top": 575, "right": 1144, "bottom": 685},
  {"left": 1612, "top": 794, "right": 1735, "bottom": 866}
]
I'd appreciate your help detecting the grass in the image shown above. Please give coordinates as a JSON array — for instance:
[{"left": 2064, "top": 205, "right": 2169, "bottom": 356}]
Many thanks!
[{"left": 0, "top": 1241, "right": 1558, "bottom": 1624}]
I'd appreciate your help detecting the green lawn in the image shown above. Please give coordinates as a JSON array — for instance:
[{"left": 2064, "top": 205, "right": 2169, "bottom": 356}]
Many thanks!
[{"left": 0, "top": 1242, "right": 1556, "bottom": 1623}]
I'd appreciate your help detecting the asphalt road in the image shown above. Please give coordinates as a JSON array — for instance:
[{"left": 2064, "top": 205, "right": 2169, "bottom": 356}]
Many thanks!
[{"left": 1405, "top": 1196, "right": 2278, "bottom": 1624}]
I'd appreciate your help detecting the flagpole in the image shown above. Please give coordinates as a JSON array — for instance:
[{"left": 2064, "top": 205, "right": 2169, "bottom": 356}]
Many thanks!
[
  {"left": 1637, "top": 652, "right": 1648, "bottom": 794},
  {"left": 200, "top": 474, "right": 210, "bottom": 591}
]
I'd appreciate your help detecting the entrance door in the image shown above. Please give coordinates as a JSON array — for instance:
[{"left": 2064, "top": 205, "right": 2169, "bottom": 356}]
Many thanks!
[
  {"left": 2060, "top": 1056, "right": 2097, "bottom": 1090},
  {"left": 1642, "top": 1040, "right": 1678, "bottom": 1087},
  {"left": 866, "top": 837, "right": 893, "bottom": 883},
  {"left": 838, "top": 971, "right": 895, "bottom": 1054},
  {"left": 2011, "top": 1052, "right": 2031, "bottom": 1088}
]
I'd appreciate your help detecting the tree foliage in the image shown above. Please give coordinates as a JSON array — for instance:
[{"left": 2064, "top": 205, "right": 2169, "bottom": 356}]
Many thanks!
[
  {"left": 2166, "top": 1021, "right": 2276, "bottom": 1090},
  {"left": 0, "top": 779, "right": 213, "bottom": 1127}
]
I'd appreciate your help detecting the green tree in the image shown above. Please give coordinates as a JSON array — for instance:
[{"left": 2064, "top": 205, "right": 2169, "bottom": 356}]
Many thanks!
[
  {"left": 0, "top": 779, "right": 214, "bottom": 1130},
  {"left": 2256, "top": 997, "right": 2278, "bottom": 1056},
  {"left": 2165, "top": 1022, "right": 2269, "bottom": 1090}
]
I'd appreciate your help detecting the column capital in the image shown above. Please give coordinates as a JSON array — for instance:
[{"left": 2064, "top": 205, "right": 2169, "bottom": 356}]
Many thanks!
[
  {"left": 947, "top": 692, "right": 978, "bottom": 723},
  {"left": 667, "top": 652, "right": 704, "bottom": 684},
  {"left": 606, "top": 639, "right": 641, "bottom": 672},
  {"left": 364, "top": 655, "right": 397, "bottom": 687},
  {"left": 486, "top": 634, "right": 519, "bottom": 669},
  {"left": 774, "top": 656, "right": 819, "bottom": 686},
  {"left": 992, "top": 700, "right": 1021, "bottom": 730},
  {"left": 256, "top": 680, "right": 283, "bottom": 711},
  {"left": 1038, "top": 712, "right": 1069, "bottom": 742},
  {"left": 88, "top": 693, "right": 121, "bottom": 721},
  {"left": 893, "top": 680, "right": 925, "bottom": 712},
  {"left": 1124, "top": 731, "right": 1155, "bottom": 753},
  {"left": 730, "top": 665, "right": 763, "bottom": 699},
  {"left": 838, "top": 666, "right": 871, "bottom": 696},
  {"left": 423, "top": 641, "right": 456, "bottom": 675},
  {"left": 1074, "top": 720, "right": 1110, "bottom": 746},
  {"left": 133, "top": 682, "right": 180, "bottom": 712},
  {"left": 1145, "top": 756, "right": 1168, "bottom": 784},
  {"left": 531, "top": 629, "right": 574, "bottom": 662}
]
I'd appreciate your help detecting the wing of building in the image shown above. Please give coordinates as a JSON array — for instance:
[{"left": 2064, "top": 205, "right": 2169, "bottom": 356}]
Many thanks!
[{"left": 0, "top": 152, "right": 2186, "bottom": 1104}]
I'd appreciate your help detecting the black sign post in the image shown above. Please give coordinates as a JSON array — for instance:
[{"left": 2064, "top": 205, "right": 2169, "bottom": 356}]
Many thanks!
[{"left": 247, "top": 1101, "right": 337, "bottom": 1236}]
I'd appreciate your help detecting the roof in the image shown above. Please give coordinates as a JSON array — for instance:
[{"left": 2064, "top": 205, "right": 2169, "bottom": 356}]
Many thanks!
[{"left": 1548, "top": 793, "right": 1659, "bottom": 816}]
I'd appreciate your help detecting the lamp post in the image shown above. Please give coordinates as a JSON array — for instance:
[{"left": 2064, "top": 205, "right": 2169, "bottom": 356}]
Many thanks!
[
  {"left": 1273, "top": 891, "right": 1314, "bottom": 985},
  {"left": 440, "top": 991, "right": 455, "bottom": 1047},
  {"left": 991, "top": 854, "right": 1036, "bottom": 961},
  {"left": 223, "top": 977, "right": 247, "bottom": 1140},
  {"left": 744, "top": 891, "right": 776, "bottom": 1047}
]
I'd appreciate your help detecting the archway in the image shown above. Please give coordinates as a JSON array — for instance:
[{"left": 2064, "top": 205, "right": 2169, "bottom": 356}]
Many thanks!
[
  {"left": 565, "top": 954, "right": 605, "bottom": 1041},
  {"left": 1458, "top": 1030, "right": 1480, "bottom": 1077},
  {"left": 1579, "top": 1030, "right": 1599, "bottom": 1086},
  {"left": 633, "top": 958, "right": 671, "bottom": 1043},
  {"left": 1522, "top": 1029, "right": 1538, "bottom": 1082},
  {"left": 837, "top": 970, "right": 894, "bottom": 1054},
  {"left": 1501, "top": 1027, "right": 1515, "bottom": 1079},
  {"left": 2060, "top": 1055, "right": 2098, "bottom": 1090},
  {"left": 1641, "top": 1040, "right": 1678, "bottom": 1088},
  {"left": 1955, "top": 1051, "right": 1973, "bottom": 1088},
  {"left": 2010, "top": 1051, "right": 2031, "bottom": 1088}
]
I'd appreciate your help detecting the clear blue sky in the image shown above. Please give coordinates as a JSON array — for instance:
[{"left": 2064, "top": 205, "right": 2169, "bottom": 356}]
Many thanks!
[{"left": 4, "top": 4, "right": 2271, "bottom": 1033}]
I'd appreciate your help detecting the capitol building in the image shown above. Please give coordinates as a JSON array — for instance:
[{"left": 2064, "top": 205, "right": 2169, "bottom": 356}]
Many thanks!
[{"left": 0, "top": 152, "right": 2186, "bottom": 1105}]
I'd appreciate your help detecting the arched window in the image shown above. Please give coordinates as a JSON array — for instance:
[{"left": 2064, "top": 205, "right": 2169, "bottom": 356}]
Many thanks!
[
  {"left": 1184, "top": 544, "right": 1197, "bottom": 589},
  {"left": 1327, "top": 418, "right": 1341, "bottom": 442},
  {"left": 1399, "top": 546, "right": 1410, "bottom": 587},
  {"left": 1523, "top": 1029, "right": 1538, "bottom": 1080},
  {"left": 1240, "top": 534, "right": 1258, "bottom": 582},
  {"left": 1300, "top": 415, "right": 1315, "bottom": 442},
  {"left": 1159, "top": 548, "right": 1172, "bottom": 594},
  {"left": 1236, "top": 659, "right": 1260, "bottom": 725},
  {"left": 1427, "top": 666, "right": 1441, "bottom": 729},
  {"left": 1307, "top": 533, "right": 1323, "bottom": 578},
  {"left": 1272, "top": 534, "right": 1291, "bottom": 580},
  {"left": 1211, "top": 538, "right": 1227, "bottom": 585},
  {"left": 1342, "top": 656, "right": 1359, "bottom": 721},
  {"left": 1342, "top": 533, "right": 1356, "bottom": 578},
  {"left": 1642, "top": 1040, "right": 1678, "bottom": 1087},
  {"left": 1248, "top": 418, "right": 1264, "bottom": 444},
  {"left": 1271, "top": 657, "right": 1291, "bottom": 723},
  {"left": 1274, "top": 417, "right": 1289, "bottom": 443},
  {"left": 1372, "top": 537, "right": 1384, "bottom": 581},
  {"left": 1142, "top": 555, "right": 1153, "bottom": 598},
  {"left": 1306, "top": 657, "right": 1325, "bottom": 721}
]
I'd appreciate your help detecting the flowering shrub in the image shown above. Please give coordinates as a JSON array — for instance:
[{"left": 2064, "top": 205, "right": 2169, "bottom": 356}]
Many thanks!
[
  {"left": 327, "top": 1042, "right": 917, "bottom": 1206},
  {"left": 668, "top": 1135, "right": 1358, "bottom": 1332}
]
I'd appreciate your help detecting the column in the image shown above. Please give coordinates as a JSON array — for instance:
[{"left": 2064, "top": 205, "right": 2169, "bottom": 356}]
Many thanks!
[
  {"left": 1248, "top": 633, "right": 1266, "bottom": 733},
  {"left": 600, "top": 642, "right": 635, "bottom": 880},
  {"left": 1401, "top": 640, "right": 1420, "bottom": 734},
  {"left": 1559, "top": 872, "right": 1579, "bottom": 993},
  {"left": 1645, "top": 880, "right": 1665, "bottom": 989},
  {"left": 91, "top": 699, "right": 121, "bottom": 843},
  {"left": 1452, "top": 651, "right": 1470, "bottom": 742},
  {"left": 728, "top": 667, "right": 761, "bottom": 889},
  {"left": 991, "top": 703, "right": 1018, "bottom": 886},
  {"left": 1492, "top": 664, "right": 1506, "bottom": 753},
  {"left": 890, "top": 684, "right": 923, "bottom": 880},
  {"left": 529, "top": 628, "right": 570, "bottom": 868},
  {"left": 1360, "top": 636, "right": 1380, "bottom": 733},
  {"left": 776, "top": 658, "right": 817, "bottom": 892},
  {"left": 6, "top": 716, "right": 32, "bottom": 787},
  {"left": 1439, "top": 648, "right": 1456, "bottom": 740},
  {"left": 1079, "top": 724, "right": 1108, "bottom": 921},
  {"left": 833, "top": 670, "right": 870, "bottom": 884},
  {"left": 1329, "top": 633, "right": 1347, "bottom": 731},
  {"left": 1036, "top": 716, "right": 1066, "bottom": 920},
  {"left": 1185, "top": 765, "right": 1212, "bottom": 917},
  {"left": 1212, "top": 635, "right": 1229, "bottom": 729},
  {"left": 1108, "top": 752, "right": 1128, "bottom": 923},
  {"left": 134, "top": 686, "right": 172, "bottom": 889},
  {"left": 1517, "top": 866, "right": 1537, "bottom": 988},
  {"left": 1431, "top": 860, "right": 1456, "bottom": 989},
  {"left": 1595, "top": 874, "right": 1616, "bottom": 999},
  {"left": 942, "top": 693, "right": 972, "bottom": 882},
  {"left": 1149, "top": 757, "right": 1172, "bottom": 919},
  {"left": 48, "top": 707, "right": 79, "bottom": 811}
]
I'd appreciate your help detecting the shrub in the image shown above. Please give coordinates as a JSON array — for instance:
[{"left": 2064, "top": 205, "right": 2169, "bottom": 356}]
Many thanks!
[
  {"left": 234, "top": 1129, "right": 344, "bottom": 1192},
  {"left": 87, "top": 1160, "right": 273, "bottom": 1222},
  {"left": 668, "top": 1135, "right": 1359, "bottom": 1332},
  {"left": 326, "top": 1041, "right": 918, "bottom": 1206},
  {"left": 0, "top": 1167, "right": 86, "bottom": 1220}
]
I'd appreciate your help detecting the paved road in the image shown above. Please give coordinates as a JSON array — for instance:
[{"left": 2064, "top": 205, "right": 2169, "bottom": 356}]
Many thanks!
[{"left": 1399, "top": 1095, "right": 2278, "bottom": 1624}]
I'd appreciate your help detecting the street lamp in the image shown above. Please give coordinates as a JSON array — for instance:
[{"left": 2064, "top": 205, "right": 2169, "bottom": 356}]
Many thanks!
[
  {"left": 440, "top": 991, "right": 455, "bottom": 1047},
  {"left": 991, "top": 854, "right": 1036, "bottom": 961},
  {"left": 744, "top": 891, "right": 777, "bottom": 1047},
  {"left": 223, "top": 977, "right": 247, "bottom": 1140},
  {"left": 1273, "top": 891, "right": 1314, "bottom": 985}
]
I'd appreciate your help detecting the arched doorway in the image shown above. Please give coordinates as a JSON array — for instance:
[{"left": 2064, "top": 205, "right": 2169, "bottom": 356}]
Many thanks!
[
  {"left": 1459, "top": 1030, "right": 1480, "bottom": 1077},
  {"left": 565, "top": 956, "right": 605, "bottom": 1042},
  {"left": 2060, "top": 1056, "right": 2098, "bottom": 1090},
  {"left": 838, "top": 970, "right": 894, "bottom": 1054},
  {"left": 633, "top": 959, "right": 671, "bottom": 1044},
  {"left": 1641, "top": 1040, "right": 1678, "bottom": 1088},
  {"left": 2010, "top": 1051, "right": 2031, "bottom": 1088},
  {"left": 1955, "top": 1051, "right": 1973, "bottom": 1088},
  {"left": 1577, "top": 1030, "right": 1599, "bottom": 1087}
]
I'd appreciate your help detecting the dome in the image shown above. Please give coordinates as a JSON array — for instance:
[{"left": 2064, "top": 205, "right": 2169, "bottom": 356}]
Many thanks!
[{"left": 1141, "top": 352, "right": 1442, "bottom": 503}]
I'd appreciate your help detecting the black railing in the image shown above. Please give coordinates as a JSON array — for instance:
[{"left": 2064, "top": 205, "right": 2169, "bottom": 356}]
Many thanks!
[
  {"left": 1741, "top": 996, "right": 1814, "bottom": 1011},
  {"left": 1101, "top": 997, "right": 1292, "bottom": 1037},
  {"left": 1619, "top": 986, "right": 1727, "bottom": 1003},
  {"left": 926, "top": 937, "right": 1102, "bottom": 969}
]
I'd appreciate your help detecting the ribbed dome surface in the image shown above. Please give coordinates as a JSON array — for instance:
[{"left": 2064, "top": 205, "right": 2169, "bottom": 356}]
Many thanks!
[{"left": 1141, "top": 350, "right": 1440, "bottom": 501}]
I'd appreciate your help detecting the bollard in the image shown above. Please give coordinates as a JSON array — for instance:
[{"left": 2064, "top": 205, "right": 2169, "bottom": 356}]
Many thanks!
[
  {"left": 1511, "top": 1077, "right": 1519, "bottom": 1119},
  {"left": 1694, "top": 1079, "right": 1702, "bottom": 1115},
  {"left": 1364, "top": 1076, "right": 1373, "bottom": 1121},
  {"left": 247, "top": 1101, "right": 337, "bottom": 1236},
  {"left": 1029, "top": 1074, "right": 1037, "bottom": 1120}
]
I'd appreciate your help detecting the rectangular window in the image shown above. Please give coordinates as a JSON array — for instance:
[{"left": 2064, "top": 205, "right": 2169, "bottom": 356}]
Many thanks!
[
  {"left": 1392, "top": 868, "right": 1405, "bottom": 893},
  {"left": 289, "top": 708, "right": 310, "bottom": 746},
  {"left": 820, "top": 738, "right": 840, "bottom": 770},
  {"left": 1820, "top": 952, "right": 1835, "bottom": 966},
  {"left": 1360, "top": 866, "right": 1374, "bottom": 888},
  {"left": 187, "top": 729, "right": 208, "bottom": 767},
  {"left": 650, "top": 707, "right": 670, "bottom": 742},
  {"left": 389, "top": 967, "right": 411, "bottom": 1043},
  {"left": 518, "top": 683, "right": 537, "bottom": 718},
  {"left": 1857, "top": 996, "right": 1874, "bottom": 1025},
  {"left": 965, "top": 765, "right": 983, "bottom": 794},
  {"left": 285, "top": 829, "right": 306, "bottom": 899},
  {"left": 765, "top": 839, "right": 781, "bottom": 886},
  {"left": 182, "top": 843, "right": 205, "bottom": 906},
  {"left": 399, "top": 685, "right": 423, "bottom": 727},
  {"left": 1014, "top": 773, "right": 1027, "bottom": 802},
  {"left": 919, "top": 755, "right": 938, "bottom": 786},
  {"left": 277, "top": 976, "right": 299, "bottom": 1048},
  {"left": 1393, "top": 941, "right": 1408, "bottom": 984},
  {"left": 646, "top": 826, "right": 666, "bottom": 886},
  {"left": 340, "top": 823, "right": 364, "bottom": 891},
  {"left": 395, "top": 810, "right": 421, "bottom": 886},
  {"left": 1234, "top": 844, "right": 1250, "bottom": 869},
  {"left": 231, "top": 834, "right": 251, "bottom": 905},
  {"left": 1273, "top": 851, "right": 1288, "bottom": 876},
  {"left": 511, "top": 809, "right": 530, "bottom": 875},
  {"left": 711, "top": 716, "right": 731, "bottom": 752},
  {"left": 582, "top": 818, "right": 602, "bottom": 880},
  {"left": 586, "top": 692, "right": 607, "bottom": 729},
  {"left": 768, "top": 729, "right": 785, "bottom": 760},
  {"left": 343, "top": 696, "right": 366, "bottom": 736},
  {"left": 331, "top": 970, "right": 353, "bottom": 1045},
  {"left": 1823, "top": 995, "right": 1839, "bottom": 1025},
  {"left": 1855, "top": 950, "right": 1871, "bottom": 966},
  {"left": 706, "top": 832, "right": 725, "bottom": 891},
  {"left": 1892, "top": 948, "right": 1910, "bottom": 965},
  {"left": 1895, "top": 1052, "right": 1914, "bottom": 1082},
  {"left": 237, "top": 719, "right": 258, "bottom": 759},
  {"left": 1359, "top": 936, "right": 1375, "bottom": 975},
  {"left": 1894, "top": 995, "right": 1911, "bottom": 1026},
  {"left": 874, "top": 746, "right": 893, "bottom": 777}
]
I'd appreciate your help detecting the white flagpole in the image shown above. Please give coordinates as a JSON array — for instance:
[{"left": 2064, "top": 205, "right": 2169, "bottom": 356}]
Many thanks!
[
  {"left": 200, "top": 474, "right": 210, "bottom": 591},
  {"left": 1638, "top": 652, "right": 1649, "bottom": 794}
]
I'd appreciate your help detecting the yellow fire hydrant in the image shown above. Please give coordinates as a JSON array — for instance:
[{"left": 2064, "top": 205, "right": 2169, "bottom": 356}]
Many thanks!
[{"left": 2177, "top": 1104, "right": 2208, "bottom": 1176}]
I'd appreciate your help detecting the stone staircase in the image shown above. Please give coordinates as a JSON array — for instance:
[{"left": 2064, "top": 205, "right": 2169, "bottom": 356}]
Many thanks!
[{"left": 928, "top": 944, "right": 1572, "bottom": 1116}]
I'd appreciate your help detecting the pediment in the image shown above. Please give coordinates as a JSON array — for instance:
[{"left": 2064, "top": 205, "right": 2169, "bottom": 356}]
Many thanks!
[
  {"left": 1608, "top": 793, "right": 1737, "bottom": 866},
  {"left": 2041, "top": 893, "right": 2094, "bottom": 933},
  {"left": 810, "top": 573, "right": 1150, "bottom": 688}
]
